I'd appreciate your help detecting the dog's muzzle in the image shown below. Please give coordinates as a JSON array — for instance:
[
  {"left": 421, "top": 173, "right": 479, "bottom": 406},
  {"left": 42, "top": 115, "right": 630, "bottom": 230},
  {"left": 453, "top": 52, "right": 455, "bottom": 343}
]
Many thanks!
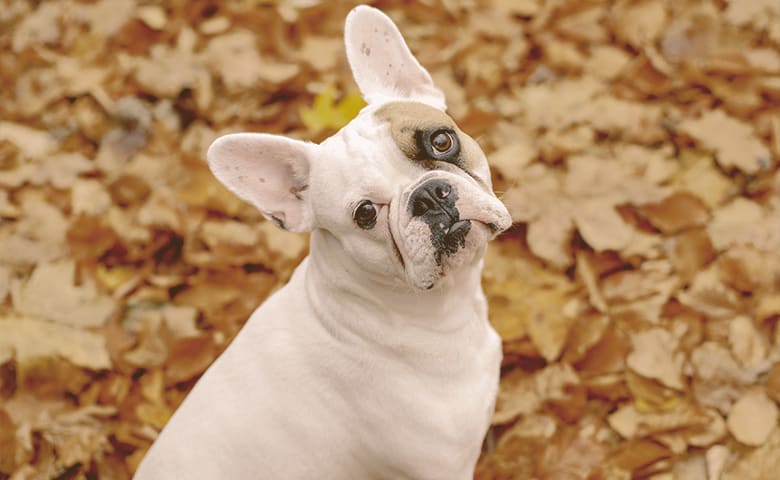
[{"left": 408, "top": 178, "right": 471, "bottom": 265}]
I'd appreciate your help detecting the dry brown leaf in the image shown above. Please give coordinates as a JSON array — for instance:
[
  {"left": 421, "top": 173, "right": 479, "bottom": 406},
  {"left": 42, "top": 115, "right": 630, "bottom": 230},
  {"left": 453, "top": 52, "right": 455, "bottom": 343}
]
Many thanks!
[
  {"left": 135, "top": 5, "right": 167, "bottom": 30},
  {"left": 690, "top": 341, "right": 756, "bottom": 413},
  {"left": 706, "top": 445, "right": 730, "bottom": 480},
  {"left": 575, "top": 252, "right": 607, "bottom": 312},
  {"left": 766, "top": 363, "right": 780, "bottom": 405},
  {"left": 727, "top": 388, "right": 778, "bottom": 446},
  {"left": 0, "top": 266, "right": 10, "bottom": 305},
  {"left": 165, "top": 335, "right": 218, "bottom": 385},
  {"left": 718, "top": 246, "right": 779, "bottom": 293},
  {"left": 11, "top": 260, "right": 116, "bottom": 328},
  {"left": 518, "top": 77, "right": 604, "bottom": 130},
  {"left": 0, "top": 315, "right": 111, "bottom": 370},
  {"left": 609, "top": 438, "right": 671, "bottom": 474},
  {"left": 122, "top": 28, "right": 213, "bottom": 109},
  {"left": 725, "top": 429, "right": 780, "bottom": 479},
  {"left": 756, "top": 293, "right": 780, "bottom": 324},
  {"left": 488, "top": 142, "right": 536, "bottom": 184},
  {"left": 204, "top": 30, "right": 299, "bottom": 91},
  {"left": 608, "top": 402, "right": 721, "bottom": 449},
  {"left": 584, "top": 45, "right": 631, "bottom": 80},
  {"left": 665, "top": 228, "right": 715, "bottom": 284},
  {"left": 678, "top": 266, "right": 743, "bottom": 319},
  {"left": 573, "top": 197, "right": 633, "bottom": 252},
  {"left": 611, "top": 0, "right": 667, "bottom": 48},
  {"left": 562, "top": 314, "right": 611, "bottom": 366},
  {"left": 493, "top": 363, "right": 580, "bottom": 425},
  {"left": 627, "top": 328, "right": 685, "bottom": 390},
  {"left": 0, "top": 201, "right": 68, "bottom": 266},
  {"left": 639, "top": 191, "right": 710, "bottom": 234},
  {"left": 724, "top": 0, "right": 780, "bottom": 43},
  {"left": 505, "top": 146, "right": 673, "bottom": 267},
  {"left": 71, "top": 179, "right": 112, "bottom": 216},
  {"left": 0, "top": 408, "right": 17, "bottom": 474},
  {"left": 687, "top": 408, "right": 728, "bottom": 448},
  {"left": 678, "top": 109, "right": 772, "bottom": 174},
  {"left": 707, "top": 198, "right": 767, "bottom": 251},
  {"left": 537, "top": 432, "right": 607, "bottom": 480},
  {"left": 297, "top": 35, "right": 343, "bottom": 71},
  {"left": 675, "top": 150, "right": 734, "bottom": 210},
  {"left": 728, "top": 315, "right": 769, "bottom": 370},
  {"left": 671, "top": 453, "right": 707, "bottom": 480},
  {"left": 487, "top": 261, "right": 574, "bottom": 361}
]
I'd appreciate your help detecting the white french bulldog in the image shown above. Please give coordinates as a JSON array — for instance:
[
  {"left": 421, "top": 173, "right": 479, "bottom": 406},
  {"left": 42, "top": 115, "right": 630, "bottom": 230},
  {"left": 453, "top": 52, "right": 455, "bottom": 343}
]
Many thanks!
[{"left": 134, "top": 5, "right": 511, "bottom": 479}]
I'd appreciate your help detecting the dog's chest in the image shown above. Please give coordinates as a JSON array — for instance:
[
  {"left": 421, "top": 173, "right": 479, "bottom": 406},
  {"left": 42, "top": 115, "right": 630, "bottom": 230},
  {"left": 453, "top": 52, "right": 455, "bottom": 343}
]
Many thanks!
[{"left": 348, "top": 328, "right": 502, "bottom": 478}]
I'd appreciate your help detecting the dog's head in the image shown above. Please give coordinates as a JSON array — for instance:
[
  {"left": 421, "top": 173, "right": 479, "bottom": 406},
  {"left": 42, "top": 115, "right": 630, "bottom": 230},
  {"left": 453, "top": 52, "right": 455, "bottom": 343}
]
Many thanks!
[{"left": 208, "top": 6, "right": 511, "bottom": 290}]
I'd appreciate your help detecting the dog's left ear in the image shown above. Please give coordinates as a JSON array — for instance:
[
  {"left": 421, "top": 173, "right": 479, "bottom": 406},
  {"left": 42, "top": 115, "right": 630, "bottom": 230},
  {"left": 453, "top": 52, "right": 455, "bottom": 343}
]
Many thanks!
[
  {"left": 207, "top": 133, "right": 314, "bottom": 232},
  {"left": 345, "top": 5, "right": 446, "bottom": 110}
]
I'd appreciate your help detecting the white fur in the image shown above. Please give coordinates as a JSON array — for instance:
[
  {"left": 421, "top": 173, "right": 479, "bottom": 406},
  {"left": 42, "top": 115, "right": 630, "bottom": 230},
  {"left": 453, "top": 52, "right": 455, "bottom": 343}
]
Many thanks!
[
  {"left": 134, "top": 5, "right": 510, "bottom": 479},
  {"left": 345, "top": 6, "right": 446, "bottom": 110}
]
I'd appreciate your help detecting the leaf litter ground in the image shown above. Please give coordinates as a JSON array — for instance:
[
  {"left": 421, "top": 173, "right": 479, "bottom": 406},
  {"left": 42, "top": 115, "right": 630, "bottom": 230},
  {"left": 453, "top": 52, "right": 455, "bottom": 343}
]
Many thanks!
[{"left": 0, "top": 0, "right": 779, "bottom": 479}]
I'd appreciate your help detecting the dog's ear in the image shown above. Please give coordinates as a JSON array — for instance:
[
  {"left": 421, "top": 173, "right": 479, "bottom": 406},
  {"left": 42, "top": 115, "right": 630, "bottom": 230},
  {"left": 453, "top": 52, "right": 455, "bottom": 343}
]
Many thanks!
[
  {"left": 344, "top": 5, "right": 446, "bottom": 110},
  {"left": 207, "top": 133, "right": 314, "bottom": 232}
]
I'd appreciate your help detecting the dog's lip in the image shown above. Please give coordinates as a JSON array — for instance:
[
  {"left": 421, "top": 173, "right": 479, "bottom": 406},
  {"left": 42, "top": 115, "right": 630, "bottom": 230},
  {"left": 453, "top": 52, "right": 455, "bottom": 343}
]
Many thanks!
[
  {"left": 462, "top": 217, "right": 502, "bottom": 235},
  {"left": 387, "top": 206, "right": 405, "bottom": 270}
]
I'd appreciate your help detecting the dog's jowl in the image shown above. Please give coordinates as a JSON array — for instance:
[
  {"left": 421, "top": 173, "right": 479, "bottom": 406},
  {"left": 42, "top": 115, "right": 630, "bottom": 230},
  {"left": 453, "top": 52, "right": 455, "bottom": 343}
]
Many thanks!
[{"left": 133, "top": 5, "right": 512, "bottom": 480}]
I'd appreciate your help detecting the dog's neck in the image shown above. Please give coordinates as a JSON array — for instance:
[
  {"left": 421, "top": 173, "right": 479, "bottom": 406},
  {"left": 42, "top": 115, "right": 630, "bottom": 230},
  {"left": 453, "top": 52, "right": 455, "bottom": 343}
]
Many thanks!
[{"left": 301, "top": 230, "right": 488, "bottom": 368}]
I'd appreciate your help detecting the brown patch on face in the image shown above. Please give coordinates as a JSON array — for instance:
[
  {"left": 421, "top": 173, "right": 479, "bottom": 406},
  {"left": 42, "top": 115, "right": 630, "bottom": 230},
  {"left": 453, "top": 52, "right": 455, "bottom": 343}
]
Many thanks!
[{"left": 374, "top": 102, "right": 484, "bottom": 175}]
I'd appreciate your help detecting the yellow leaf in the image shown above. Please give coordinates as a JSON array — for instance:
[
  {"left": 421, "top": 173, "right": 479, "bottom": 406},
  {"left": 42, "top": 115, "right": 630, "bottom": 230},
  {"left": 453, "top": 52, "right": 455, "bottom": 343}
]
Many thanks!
[
  {"left": 300, "top": 84, "right": 365, "bottom": 134},
  {"left": 95, "top": 264, "right": 137, "bottom": 291}
]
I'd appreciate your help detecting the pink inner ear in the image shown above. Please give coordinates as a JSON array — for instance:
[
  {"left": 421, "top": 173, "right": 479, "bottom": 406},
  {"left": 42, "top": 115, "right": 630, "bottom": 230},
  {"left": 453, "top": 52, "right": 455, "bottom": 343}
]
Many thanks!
[{"left": 207, "top": 133, "right": 313, "bottom": 232}]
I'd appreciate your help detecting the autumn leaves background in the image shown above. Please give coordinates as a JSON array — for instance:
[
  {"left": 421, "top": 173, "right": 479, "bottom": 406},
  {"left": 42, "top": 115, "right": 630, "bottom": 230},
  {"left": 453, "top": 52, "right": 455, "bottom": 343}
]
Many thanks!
[{"left": 1, "top": 0, "right": 780, "bottom": 478}]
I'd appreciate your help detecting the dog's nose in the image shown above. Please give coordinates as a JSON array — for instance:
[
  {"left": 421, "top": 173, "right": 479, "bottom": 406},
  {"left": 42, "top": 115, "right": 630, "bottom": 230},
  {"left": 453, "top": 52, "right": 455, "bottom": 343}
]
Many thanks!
[
  {"left": 409, "top": 178, "right": 471, "bottom": 264},
  {"left": 410, "top": 179, "right": 454, "bottom": 218}
]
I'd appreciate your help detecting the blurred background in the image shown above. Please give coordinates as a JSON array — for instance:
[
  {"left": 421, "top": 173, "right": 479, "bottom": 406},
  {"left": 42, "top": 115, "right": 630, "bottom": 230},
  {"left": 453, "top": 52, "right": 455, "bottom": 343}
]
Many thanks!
[{"left": 1, "top": 0, "right": 779, "bottom": 478}]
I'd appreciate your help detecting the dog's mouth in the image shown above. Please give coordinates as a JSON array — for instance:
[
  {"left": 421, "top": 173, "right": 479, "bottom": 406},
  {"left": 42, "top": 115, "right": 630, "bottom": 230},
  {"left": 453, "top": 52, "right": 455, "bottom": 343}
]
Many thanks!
[
  {"left": 387, "top": 211, "right": 405, "bottom": 271},
  {"left": 393, "top": 217, "right": 494, "bottom": 290},
  {"left": 389, "top": 173, "right": 512, "bottom": 290}
]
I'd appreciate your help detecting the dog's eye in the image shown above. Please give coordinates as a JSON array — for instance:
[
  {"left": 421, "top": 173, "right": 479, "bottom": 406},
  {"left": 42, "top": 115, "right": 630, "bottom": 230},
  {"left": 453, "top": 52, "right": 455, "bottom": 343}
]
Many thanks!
[
  {"left": 419, "top": 128, "right": 459, "bottom": 163},
  {"left": 353, "top": 200, "right": 378, "bottom": 229},
  {"left": 431, "top": 130, "right": 453, "bottom": 153}
]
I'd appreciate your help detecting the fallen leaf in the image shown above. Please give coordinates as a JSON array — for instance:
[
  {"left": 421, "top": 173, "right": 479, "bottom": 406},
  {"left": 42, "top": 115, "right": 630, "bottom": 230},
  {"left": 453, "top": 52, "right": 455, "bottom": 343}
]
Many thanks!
[
  {"left": 11, "top": 260, "right": 116, "bottom": 328},
  {"left": 707, "top": 197, "right": 767, "bottom": 251},
  {"left": 726, "top": 429, "right": 780, "bottom": 479},
  {"left": 300, "top": 84, "right": 365, "bottom": 134},
  {"left": 0, "top": 408, "right": 16, "bottom": 474},
  {"left": 678, "top": 109, "right": 772, "bottom": 174},
  {"left": 493, "top": 363, "right": 580, "bottom": 425},
  {"left": 678, "top": 266, "right": 743, "bottom": 319},
  {"left": 690, "top": 342, "right": 756, "bottom": 413},
  {"left": 204, "top": 30, "right": 299, "bottom": 91},
  {"left": 727, "top": 388, "right": 778, "bottom": 446},
  {"left": 165, "top": 335, "right": 218, "bottom": 385},
  {"left": 0, "top": 315, "right": 111, "bottom": 370},
  {"left": 626, "top": 328, "right": 685, "bottom": 390},
  {"left": 728, "top": 315, "right": 769, "bottom": 369},
  {"left": 639, "top": 191, "right": 710, "bottom": 234}
]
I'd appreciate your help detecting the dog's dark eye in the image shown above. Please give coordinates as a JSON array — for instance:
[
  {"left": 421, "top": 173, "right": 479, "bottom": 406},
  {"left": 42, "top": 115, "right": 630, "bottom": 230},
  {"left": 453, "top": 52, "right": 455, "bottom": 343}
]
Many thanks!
[
  {"left": 418, "top": 128, "right": 459, "bottom": 163},
  {"left": 353, "top": 200, "right": 378, "bottom": 229},
  {"left": 430, "top": 130, "right": 453, "bottom": 153}
]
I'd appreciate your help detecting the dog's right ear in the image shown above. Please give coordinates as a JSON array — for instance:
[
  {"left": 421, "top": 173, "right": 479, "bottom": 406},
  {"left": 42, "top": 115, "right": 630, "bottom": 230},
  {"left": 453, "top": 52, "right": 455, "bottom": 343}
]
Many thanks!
[
  {"left": 207, "top": 133, "right": 314, "bottom": 232},
  {"left": 344, "top": 5, "right": 446, "bottom": 110}
]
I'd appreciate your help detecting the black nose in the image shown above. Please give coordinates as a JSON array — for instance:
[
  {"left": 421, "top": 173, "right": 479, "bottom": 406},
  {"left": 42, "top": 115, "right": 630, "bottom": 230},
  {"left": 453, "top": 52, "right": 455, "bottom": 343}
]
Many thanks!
[
  {"left": 409, "top": 179, "right": 453, "bottom": 218},
  {"left": 408, "top": 179, "right": 471, "bottom": 265}
]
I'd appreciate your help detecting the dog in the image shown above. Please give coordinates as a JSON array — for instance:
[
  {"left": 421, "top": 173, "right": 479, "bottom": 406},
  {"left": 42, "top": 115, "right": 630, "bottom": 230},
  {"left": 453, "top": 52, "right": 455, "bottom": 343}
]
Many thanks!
[{"left": 133, "top": 5, "right": 511, "bottom": 479}]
